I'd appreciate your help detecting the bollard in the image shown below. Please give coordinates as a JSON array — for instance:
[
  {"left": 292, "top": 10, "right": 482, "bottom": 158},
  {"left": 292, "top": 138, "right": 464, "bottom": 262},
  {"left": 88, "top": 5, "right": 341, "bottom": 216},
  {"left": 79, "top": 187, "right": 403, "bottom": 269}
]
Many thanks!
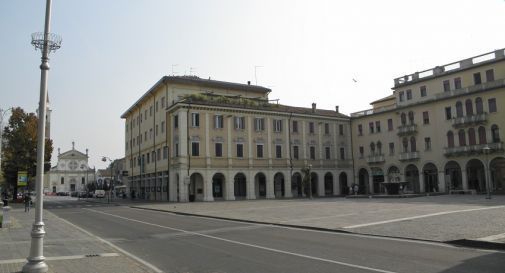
[{"left": 2, "top": 206, "right": 11, "bottom": 228}]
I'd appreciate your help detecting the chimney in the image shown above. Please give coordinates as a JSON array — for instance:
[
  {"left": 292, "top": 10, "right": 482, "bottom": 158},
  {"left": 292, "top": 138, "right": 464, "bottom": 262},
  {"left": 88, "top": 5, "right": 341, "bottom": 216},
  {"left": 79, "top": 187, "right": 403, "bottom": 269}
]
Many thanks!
[
  {"left": 58, "top": 148, "right": 60, "bottom": 155},
  {"left": 311, "top": 103, "right": 316, "bottom": 113},
  {"left": 335, "top": 106, "right": 339, "bottom": 113},
  {"left": 247, "top": 81, "right": 251, "bottom": 85}
]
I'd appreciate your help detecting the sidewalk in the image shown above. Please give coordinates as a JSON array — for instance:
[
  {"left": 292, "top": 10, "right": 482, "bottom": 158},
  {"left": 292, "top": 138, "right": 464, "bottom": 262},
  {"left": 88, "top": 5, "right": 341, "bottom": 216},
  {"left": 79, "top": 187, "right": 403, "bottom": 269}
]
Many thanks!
[
  {"left": 130, "top": 195, "right": 505, "bottom": 249},
  {"left": 0, "top": 205, "right": 157, "bottom": 273}
]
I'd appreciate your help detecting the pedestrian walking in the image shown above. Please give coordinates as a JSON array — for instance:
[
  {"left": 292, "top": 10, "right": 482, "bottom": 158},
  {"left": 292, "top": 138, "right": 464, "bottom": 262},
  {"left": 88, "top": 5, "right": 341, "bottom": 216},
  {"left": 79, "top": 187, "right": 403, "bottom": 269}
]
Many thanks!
[{"left": 24, "top": 193, "right": 31, "bottom": 212}]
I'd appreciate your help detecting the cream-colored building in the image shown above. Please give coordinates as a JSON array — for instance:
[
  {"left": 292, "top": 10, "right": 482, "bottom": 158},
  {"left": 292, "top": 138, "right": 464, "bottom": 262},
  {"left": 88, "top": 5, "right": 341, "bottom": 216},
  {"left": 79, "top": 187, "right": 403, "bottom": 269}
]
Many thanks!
[
  {"left": 350, "top": 48, "right": 505, "bottom": 195},
  {"left": 46, "top": 142, "right": 92, "bottom": 193},
  {"left": 122, "top": 76, "right": 353, "bottom": 202}
]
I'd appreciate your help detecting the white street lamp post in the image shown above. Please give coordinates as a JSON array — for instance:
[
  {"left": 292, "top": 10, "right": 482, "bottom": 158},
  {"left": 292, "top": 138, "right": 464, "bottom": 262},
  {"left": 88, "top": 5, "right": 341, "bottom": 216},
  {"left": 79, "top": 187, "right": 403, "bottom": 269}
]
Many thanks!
[{"left": 23, "top": 0, "right": 61, "bottom": 272}]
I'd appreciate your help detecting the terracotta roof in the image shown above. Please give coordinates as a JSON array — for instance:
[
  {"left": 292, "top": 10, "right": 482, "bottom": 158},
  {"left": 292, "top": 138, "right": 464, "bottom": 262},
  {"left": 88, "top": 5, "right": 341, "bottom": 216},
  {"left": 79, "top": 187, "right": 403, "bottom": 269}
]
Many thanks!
[{"left": 370, "top": 94, "right": 395, "bottom": 105}]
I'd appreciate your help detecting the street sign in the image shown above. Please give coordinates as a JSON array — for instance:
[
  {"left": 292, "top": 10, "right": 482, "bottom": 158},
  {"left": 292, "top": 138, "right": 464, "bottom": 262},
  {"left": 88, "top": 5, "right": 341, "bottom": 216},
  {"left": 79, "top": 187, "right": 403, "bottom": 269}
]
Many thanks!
[{"left": 17, "top": 171, "right": 28, "bottom": 187}]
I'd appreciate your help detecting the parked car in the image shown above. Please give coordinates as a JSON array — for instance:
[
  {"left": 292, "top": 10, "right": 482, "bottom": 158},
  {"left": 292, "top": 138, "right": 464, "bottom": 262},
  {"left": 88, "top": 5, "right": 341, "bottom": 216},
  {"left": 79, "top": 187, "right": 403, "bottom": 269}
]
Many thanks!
[
  {"left": 94, "top": 190, "right": 105, "bottom": 198},
  {"left": 70, "top": 192, "right": 78, "bottom": 197}
]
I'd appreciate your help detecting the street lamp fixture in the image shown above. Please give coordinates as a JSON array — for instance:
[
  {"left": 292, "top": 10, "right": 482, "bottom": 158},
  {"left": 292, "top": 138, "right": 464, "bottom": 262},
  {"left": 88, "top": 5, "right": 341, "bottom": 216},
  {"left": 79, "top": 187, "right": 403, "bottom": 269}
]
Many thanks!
[
  {"left": 23, "top": 1, "right": 61, "bottom": 272},
  {"left": 102, "top": 156, "right": 114, "bottom": 203},
  {"left": 483, "top": 145, "right": 491, "bottom": 199}
]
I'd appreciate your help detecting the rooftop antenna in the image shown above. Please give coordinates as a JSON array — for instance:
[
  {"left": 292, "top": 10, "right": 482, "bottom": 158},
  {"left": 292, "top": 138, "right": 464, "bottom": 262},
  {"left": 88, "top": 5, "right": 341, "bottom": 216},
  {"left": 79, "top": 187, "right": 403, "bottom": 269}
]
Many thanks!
[
  {"left": 254, "top": 65, "right": 263, "bottom": 85},
  {"left": 172, "top": 64, "right": 179, "bottom": 75}
]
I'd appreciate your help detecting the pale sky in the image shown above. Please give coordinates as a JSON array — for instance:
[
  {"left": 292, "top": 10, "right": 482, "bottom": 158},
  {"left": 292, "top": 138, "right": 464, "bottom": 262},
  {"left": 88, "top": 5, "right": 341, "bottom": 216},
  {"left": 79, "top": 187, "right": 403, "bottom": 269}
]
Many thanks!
[{"left": 1, "top": 0, "right": 504, "bottom": 169}]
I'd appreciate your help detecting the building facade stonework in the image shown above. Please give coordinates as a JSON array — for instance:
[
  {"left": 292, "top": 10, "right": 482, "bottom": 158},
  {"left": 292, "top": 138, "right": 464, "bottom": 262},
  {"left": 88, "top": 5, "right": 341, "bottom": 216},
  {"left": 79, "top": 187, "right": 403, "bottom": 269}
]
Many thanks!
[{"left": 46, "top": 142, "right": 92, "bottom": 193}]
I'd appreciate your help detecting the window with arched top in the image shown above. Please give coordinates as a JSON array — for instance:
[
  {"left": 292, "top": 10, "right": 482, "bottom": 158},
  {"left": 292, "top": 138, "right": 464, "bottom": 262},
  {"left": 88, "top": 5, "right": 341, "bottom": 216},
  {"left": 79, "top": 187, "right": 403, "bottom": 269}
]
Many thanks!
[
  {"left": 370, "top": 142, "right": 375, "bottom": 154},
  {"left": 403, "top": 137, "right": 409, "bottom": 152},
  {"left": 410, "top": 137, "right": 416, "bottom": 152},
  {"left": 478, "top": 126, "right": 487, "bottom": 144},
  {"left": 468, "top": 128, "right": 476, "bottom": 145},
  {"left": 491, "top": 125, "right": 500, "bottom": 143},
  {"left": 377, "top": 141, "right": 382, "bottom": 154},
  {"left": 401, "top": 113, "right": 407, "bottom": 125},
  {"left": 456, "top": 101, "right": 463, "bottom": 117},
  {"left": 458, "top": 129, "right": 466, "bottom": 146},
  {"left": 408, "top": 111, "right": 414, "bottom": 124},
  {"left": 465, "top": 99, "right": 473, "bottom": 116},
  {"left": 475, "top": 97, "right": 483, "bottom": 114},
  {"left": 447, "top": 131, "right": 455, "bottom": 148}
]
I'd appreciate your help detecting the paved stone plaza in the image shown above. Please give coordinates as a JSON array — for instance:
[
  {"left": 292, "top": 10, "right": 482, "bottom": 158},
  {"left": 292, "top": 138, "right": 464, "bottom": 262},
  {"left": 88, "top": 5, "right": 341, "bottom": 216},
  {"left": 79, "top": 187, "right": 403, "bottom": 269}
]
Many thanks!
[{"left": 134, "top": 195, "right": 505, "bottom": 245}]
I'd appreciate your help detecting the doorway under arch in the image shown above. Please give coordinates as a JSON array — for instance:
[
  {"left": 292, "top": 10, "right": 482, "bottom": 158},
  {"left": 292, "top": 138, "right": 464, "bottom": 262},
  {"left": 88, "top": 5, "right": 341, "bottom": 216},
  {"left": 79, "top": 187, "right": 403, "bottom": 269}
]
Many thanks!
[
  {"left": 445, "top": 161, "right": 462, "bottom": 190},
  {"left": 189, "top": 172, "right": 204, "bottom": 202},
  {"left": 234, "top": 173, "right": 247, "bottom": 199},
  {"left": 324, "top": 172, "right": 334, "bottom": 196},
  {"left": 274, "top": 172, "right": 285, "bottom": 198},
  {"left": 423, "top": 163, "right": 439, "bottom": 193},
  {"left": 212, "top": 173, "right": 225, "bottom": 199},
  {"left": 255, "top": 172, "right": 267, "bottom": 198}
]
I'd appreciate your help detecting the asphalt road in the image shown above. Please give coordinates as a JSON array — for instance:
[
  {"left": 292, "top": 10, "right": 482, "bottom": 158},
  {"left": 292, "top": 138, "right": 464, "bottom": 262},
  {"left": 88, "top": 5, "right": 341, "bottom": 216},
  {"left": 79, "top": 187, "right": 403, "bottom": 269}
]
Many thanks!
[{"left": 45, "top": 198, "right": 505, "bottom": 273}]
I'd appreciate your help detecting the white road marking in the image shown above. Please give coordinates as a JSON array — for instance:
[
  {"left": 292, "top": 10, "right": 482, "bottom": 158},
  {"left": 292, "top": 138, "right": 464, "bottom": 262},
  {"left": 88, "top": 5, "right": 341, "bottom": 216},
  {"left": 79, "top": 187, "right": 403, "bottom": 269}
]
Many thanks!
[
  {"left": 344, "top": 205, "right": 505, "bottom": 229},
  {"left": 280, "top": 213, "right": 356, "bottom": 223},
  {"left": 47, "top": 210, "right": 163, "bottom": 273},
  {"left": 477, "top": 232, "right": 505, "bottom": 242},
  {"left": 0, "top": 253, "right": 119, "bottom": 264},
  {"left": 85, "top": 208, "right": 397, "bottom": 273}
]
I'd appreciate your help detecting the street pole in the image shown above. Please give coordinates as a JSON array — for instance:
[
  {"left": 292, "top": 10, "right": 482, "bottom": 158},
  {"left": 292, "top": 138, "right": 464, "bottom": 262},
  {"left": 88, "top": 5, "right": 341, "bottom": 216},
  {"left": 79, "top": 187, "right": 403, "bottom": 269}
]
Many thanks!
[
  {"left": 483, "top": 145, "right": 491, "bottom": 199},
  {"left": 24, "top": 1, "right": 61, "bottom": 272}
]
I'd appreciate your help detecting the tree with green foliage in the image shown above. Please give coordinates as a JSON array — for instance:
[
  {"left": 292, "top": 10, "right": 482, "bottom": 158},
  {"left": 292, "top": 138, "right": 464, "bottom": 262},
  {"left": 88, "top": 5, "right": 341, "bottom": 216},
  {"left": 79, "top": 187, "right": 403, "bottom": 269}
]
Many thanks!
[{"left": 1, "top": 107, "right": 53, "bottom": 199}]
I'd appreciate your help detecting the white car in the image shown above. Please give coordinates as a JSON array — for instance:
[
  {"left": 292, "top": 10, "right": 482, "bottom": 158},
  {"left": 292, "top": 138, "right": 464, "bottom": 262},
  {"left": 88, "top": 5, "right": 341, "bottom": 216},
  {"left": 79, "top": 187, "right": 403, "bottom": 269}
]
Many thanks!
[{"left": 94, "top": 190, "right": 105, "bottom": 198}]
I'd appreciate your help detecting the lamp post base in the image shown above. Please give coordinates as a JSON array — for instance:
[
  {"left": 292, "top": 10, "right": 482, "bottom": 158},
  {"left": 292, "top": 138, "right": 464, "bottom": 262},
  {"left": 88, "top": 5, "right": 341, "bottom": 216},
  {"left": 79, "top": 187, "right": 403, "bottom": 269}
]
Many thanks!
[{"left": 22, "top": 259, "right": 48, "bottom": 273}]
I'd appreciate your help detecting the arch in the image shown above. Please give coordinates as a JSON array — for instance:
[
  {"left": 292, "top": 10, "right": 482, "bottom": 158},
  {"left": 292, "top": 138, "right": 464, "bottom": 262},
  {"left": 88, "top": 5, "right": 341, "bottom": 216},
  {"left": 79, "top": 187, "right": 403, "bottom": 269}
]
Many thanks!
[
  {"left": 324, "top": 172, "right": 334, "bottom": 196},
  {"left": 445, "top": 161, "right": 462, "bottom": 190},
  {"left": 358, "top": 168, "right": 369, "bottom": 194},
  {"left": 405, "top": 164, "right": 420, "bottom": 193},
  {"left": 254, "top": 172, "right": 267, "bottom": 198},
  {"left": 189, "top": 172, "right": 204, "bottom": 202},
  {"left": 468, "top": 128, "right": 476, "bottom": 146},
  {"left": 456, "top": 101, "right": 463, "bottom": 117},
  {"left": 478, "top": 126, "right": 487, "bottom": 144},
  {"left": 475, "top": 97, "right": 484, "bottom": 114},
  {"left": 387, "top": 166, "right": 401, "bottom": 182},
  {"left": 339, "top": 172, "right": 348, "bottom": 195},
  {"left": 491, "top": 125, "right": 500, "bottom": 143},
  {"left": 234, "top": 173, "right": 247, "bottom": 199},
  {"left": 371, "top": 167, "right": 385, "bottom": 194},
  {"left": 310, "top": 172, "right": 319, "bottom": 197},
  {"left": 458, "top": 129, "right": 466, "bottom": 146},
  {"left": 490, "top": 157, "right": 505, "bottom": 193},
  {"left": 423, "top": 163, "right": 439, "bottom": 193},
  {"left": 401, "top": 113, "right": 407, "bottom": 125},
  {"left": 447, "top": 131, "right": 455, "bottom": 148},
  {"left": 465, "top": 99, "right": 473, "bottom": 116},
  {"left": 291, "top": 172, "right": 303, "bottom": 197},
  {"left": 212, "top": 173, "right": 225, "bottom": 199},
  {"left": 273, "top": 172, "right": 285, "bottom": 198},
  {"left": 466, "top": 159, "right": 486, "bottom": 192}
]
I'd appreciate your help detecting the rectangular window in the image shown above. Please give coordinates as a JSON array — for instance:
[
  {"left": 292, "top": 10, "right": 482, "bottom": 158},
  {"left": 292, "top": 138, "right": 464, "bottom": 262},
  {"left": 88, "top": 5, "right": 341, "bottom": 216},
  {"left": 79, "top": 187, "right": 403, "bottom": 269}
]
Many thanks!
[
  {"left": 133, "top": 157, "right": 136, "bottom": 167},
  {"left": 309, "top": 122, "right": 315, "bottom": 134},
  {"left": 150, "top": 128, "right": 153, "bottom": 139},
  {"left": 150, "top": 106, "right": 153, "bottom": 116},
  {"left": 454, "top": 77, "right": 462, "bottom": 90},
  {"left": 406, "top": 89, "right": 412, "bottom": 100},
  {"left": 339, "top": 147, "right": 345, "bottom": 160},
  {"left": 144, "top": 110, "right": 147, "bottom": 119},
  {"left": 191, "top": 142, "right": 199, "bottom": 156},
  {"left": 155, "top": 125, "right": 159, "bottom": 136},
  {"left": 163, "top": 146, "right": 168, "bottom": 159},
  {"left": 358, "top": 124, "right": 363, "bottom": 136},
  {"left": 254, "top": 118, "right": 265, "bottom": 131},
  {"left": 161, "top": 121, "right": 165, "bottom": 133},
  {"left": 399, "top": 91, "right": 404, "bottom": 102},
  {"left": 191, "top": 113, "right": 200, "bottom": 127},
  {"left": 214, "top": 115, "right": 224, "bottom": 129},
  {"left": 61, "top": 177, "right": 64, "bottom": 184},
  {"left": 325, "top": 147, "right": 331, "bottom": 159},
  {"left": 359, "top": 146, "right": 364, "bottom": 158},
  {"left": 445, "top": 107, "right": 452, "bottom": 120},
  {"left": 375, "top": 121, "right": 381, "bottom": 133},
  {"left": 273, "top": 119, "right": 283, "bottom": 132},
  {"left": 235, "top": 116, "right": 245, "bottom": 130},
  {"left": 486, "top": 69, "right": 495, "bottom": 82},
  {"left": 156, "top": 101, "right": 159, "bottom": 112},
  {"left": 174, "top": 115, "right": 179, "bottom": 128},
  {"left": 275, "top": 145, "right": 282, "bottom": 159},
  {"left": 473, "top": 72, "right": 482, "bottom": 85},
  {"left": 423, "top": 111, "right": 430, "bottom": 124},
  {"left": 175, "top": 143, "right": 179, "bottom": 157},
  {"left": 293, "top": 146, "right": 299, "bottom": 159},
  {"left": 324, "top": 123, "right": 330, "bottom": 135},
  {"left": 369, "top": 122, "right": 374, "bottom": 134},
  {"left": 420, "top": 86, "right": 427, "bottom": 97},
  {"left": 157, "top": 148, "right": 161, "bottom": 161},
  {"left": 488, "top": 98, "right": 497, "bottom": 113},
  {"left": 144, "top": 131, "right": 147, "bottom": 141},
  {"left": 161, "top": 97, "right": 165, "bottom": 108},
  {"left": 425, "top": 137, "right": 431, "bottom": 151},
  {"left": 256, "top": 144, "right": 263, "bottom": 158},
  {"left": 215, "top": 143, "right": 223, "bottom": 157},
  {"left": 387, "top": 119, "right": 393, "bottom": 131},
  {"left": 339, "top": 124, "right": 344, "bottom": 136},
  {"left": 147, "top": 152, "right": 150, "bottom": 164},
  {"left": 236, "top": 144, "right": 244, "bottom": 158},
  {"left": 389, "top": 143, "right": 394, "bottom": 155},
  {"left": 309, "top": 146, "right": 316, "bottom": 160},
  {"left": 292, "top": 121, "right": 299, "bottom": 133},
  {"left": 443, "top": 80, "right": 450, "bottom": 92}
]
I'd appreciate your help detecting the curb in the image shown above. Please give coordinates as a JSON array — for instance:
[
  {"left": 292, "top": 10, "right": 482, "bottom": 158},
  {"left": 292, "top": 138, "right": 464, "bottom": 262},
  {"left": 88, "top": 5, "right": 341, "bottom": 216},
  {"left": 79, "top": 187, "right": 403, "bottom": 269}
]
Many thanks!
[{"left": 447, "top": 239, "right": 505, "bottom": 251}]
